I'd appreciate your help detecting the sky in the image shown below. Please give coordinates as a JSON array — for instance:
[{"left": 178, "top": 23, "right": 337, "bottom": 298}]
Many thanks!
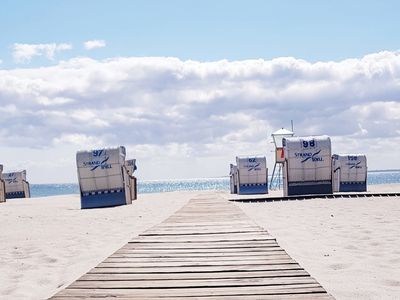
[{"left": 0, "top": 1, "right": 400, "bottom": 183}]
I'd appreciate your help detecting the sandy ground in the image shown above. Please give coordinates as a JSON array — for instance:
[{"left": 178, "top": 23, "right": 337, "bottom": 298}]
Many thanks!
[
  {"left": 1, "top": 186, "right": 399, "bottom": 299},
  {"left": 0, "top": 191, "right": 193, "bottom": 300},
  {"left": 235, "top": 184, "right": 400, "bottom": 300}
]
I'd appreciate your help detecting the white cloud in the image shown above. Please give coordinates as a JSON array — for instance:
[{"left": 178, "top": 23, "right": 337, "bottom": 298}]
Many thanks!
[
  {"left": 12, "top": 43, "right": 72, "bottom": 63},
  {"left": 0, "top": 59, "right": 3, "bottom": 64},
  {"left": 53, "top": 133, "right": 104, "bottom": 147},
  {"left": 36, "top": 96, "right": 75, "bottom": 106},
  {"left": 0, "top": 51, "right": 400, "bottom": 182},
  {"left": 84, "top": 40, "right": 106, "bottom": 50}
]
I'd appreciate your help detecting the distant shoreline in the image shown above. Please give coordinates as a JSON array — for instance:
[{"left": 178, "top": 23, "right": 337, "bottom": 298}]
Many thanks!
[
  {"left": 30, "top": 169, "right": 400, "bottom": 185},
  {"left": 368, "top": 169, "right": 400, "bottom": 173}
]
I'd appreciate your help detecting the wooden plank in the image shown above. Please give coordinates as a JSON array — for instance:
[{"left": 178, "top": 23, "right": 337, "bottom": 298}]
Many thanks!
[
  {"left": 150, "top": 224, "right": 260, "bottom": 228},
  {"left": 130, "top": 236, "right": 275, "bottom": 243},
  {"left": 141, "top": 229, "right": 265, "bottom": 235},
  {"left": 124, "top": 241, "right": 278, "bottom": 247},
  {"left": 53, "top": 295, "right": 333, "bottom": 300},
  {"left": 54, "top": 285, "right": 326, "bottom": 297},
  {"left": 145, "top": 227, "right": 263, "bottom": 233},
  {"left": 78, "top": 270, "right": 311, "bottom": 281},
  {"left": 89, "top": 264, "right": 303, "bottom": 274},
  {"left": 154, "top": 221, "right": 256, "bottom": 227},
  {"left": 123, "top": 240, "right": 279, "bottom": 247},
  {"left": 104, "top": 254, "right": 292, "bottom": 262},
  {"left": 120, "top": 246, "right": 280, "bottom": 251},
  {"left": 97, "top": 259, "right": 297, "bottom": 268},
  {"left": 115, "top": 248, "right": 285, "bottom": 255},
  {"left": 110, "top": 249, "right": 287, "bottom": 258},
  {"left": 128, "top": 239, "right": 277, "bottom": 245},
  {"left": 138, "top": 231, "right": 271, "bottom": 237},
  {"left": 70, "top": 276, "right": 319, "bottom": 289},
  {"left": 105, "top": 254, "right": 290, "bottom": 262}
]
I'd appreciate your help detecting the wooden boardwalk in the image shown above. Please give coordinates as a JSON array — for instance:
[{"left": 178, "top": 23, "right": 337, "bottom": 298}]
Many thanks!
[
  {"left": 230, "top": 192, "right": 400, "bottom": 203},
  {"left": 51, "top": 195, "right": 334, "bottom": 299}
]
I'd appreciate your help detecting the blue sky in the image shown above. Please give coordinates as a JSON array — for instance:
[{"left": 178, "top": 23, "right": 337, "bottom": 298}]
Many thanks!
[
  {"left": 0, "top": 1, "right": 400, "bottom": 183},
  {"left": 1, "top": 0, "right": 400, "bottom": 67}
]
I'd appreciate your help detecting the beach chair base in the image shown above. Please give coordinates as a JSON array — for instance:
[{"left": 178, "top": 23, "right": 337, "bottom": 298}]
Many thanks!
[
  {"left": 6, "top": 191, "right": 27, "bottom": 199},
  {"left": 238, "top": 184, "right": 268, "bottom": 195},
  {"left": 339, "top": 182, "right": 367, "bottom": 192},
  {"left": 287, "top": 181, "right": 333, "bottom": 196},
  {"left": 80, "top": 190, "right": 127, "bottom": 209}
]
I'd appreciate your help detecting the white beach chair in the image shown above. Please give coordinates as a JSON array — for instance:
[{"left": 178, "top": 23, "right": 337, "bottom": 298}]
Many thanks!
[
  {"left": 282, "top": 135, "right": 332, "bottom": 196},
  {"left": 229, "top": 164, "right": 238, "bottom": 194},
  {"left": 76, "top": 146, "right": 136, "bottom": 209},
  {"left": 125, "top": 159, "right": 138, "bottom": 201},
  {"left": 1, "top": 170, "right": 30, "bottom": 199},
  {"left": 332, "top": 154, "right": 367, "bottom": 192},
  {"left": 0, "top": 165, "right": 5, "bottom": 203},
  {"left": 235, "top": 156, "right": 268, "bottom": 195}
]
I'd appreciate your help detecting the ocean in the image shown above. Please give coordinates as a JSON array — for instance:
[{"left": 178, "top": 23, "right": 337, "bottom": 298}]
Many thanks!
[{"left": 28, "top": 170, "right": 400, "bottom": 198}]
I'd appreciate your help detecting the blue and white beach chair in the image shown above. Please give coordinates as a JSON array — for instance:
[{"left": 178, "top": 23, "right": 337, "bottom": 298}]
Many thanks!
[
  {"left": 76, "top": 146, "right": 136, "bottom": 209},
  {"left": 235, "top": 156, "right": 268, "bottom": 195},
  {"left": 282, "top": 135, "right": 333, "bottom": 196},
  {"left": 0, "top": 165, "right": 5, "bottom": 203},
  {"left": 332, "top": 154, "right": 367, "bottom": 192},
  {"left": 125, "top": 159, "right": 138, "bottom": 202},
  {"left": 1, "top": 170, "right": 30, "bottom": 199}
]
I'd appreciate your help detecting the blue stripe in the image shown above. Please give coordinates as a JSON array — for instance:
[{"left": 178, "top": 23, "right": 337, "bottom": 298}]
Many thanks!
[
  {"left": 81, "top": 189, "right": 127, "bottom": 209},
  {"left": 82, "top": 188, "right": 123, "bottom": 197},
  {"left": 6, "top": 191, "right": 26, "bottom": 199},
  {"left": 238, "top": 183, "right": 268, "bottom": 195},
  {"left": 339, "top": 182, "right": 367, "bottom": 192},
  {"left": 288, "top": 182, "right": 332, "bottom": 196}
]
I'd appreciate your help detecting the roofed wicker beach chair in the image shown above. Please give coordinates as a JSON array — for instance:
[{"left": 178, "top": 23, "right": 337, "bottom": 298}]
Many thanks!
[
  {"left": 235, "top": 156, "right": 268, "bottom": 195},
  {"left": 1, "top": 170, "right": 30, "bottom": 199},
  {"left": 76, "top": 146, "right": 137, "bottom": 209},
  {"left": 332, "top": 154, "right": 367, "bottom": 192},
  {"left": 125, "top": 158, "right": 138, "bottom": 202},
  {"left": 0, "top": 165, "right": 5, "bottom": 203}
]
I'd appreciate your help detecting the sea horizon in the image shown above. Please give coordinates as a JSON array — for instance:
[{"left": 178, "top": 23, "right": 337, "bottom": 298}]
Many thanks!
[{"left": 25, "top": 170, "right": 400, "bottom": 198}]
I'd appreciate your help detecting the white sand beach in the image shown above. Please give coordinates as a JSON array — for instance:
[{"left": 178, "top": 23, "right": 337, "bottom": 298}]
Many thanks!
[
  {"left": 0, "top": 192, "right": 192, "bottom": 300},
  {"left": 0, "top": 187, "right": 399, "bottom": 299},
  {"left": 235, "top": 184, "right": 400, "bottom": 300}
]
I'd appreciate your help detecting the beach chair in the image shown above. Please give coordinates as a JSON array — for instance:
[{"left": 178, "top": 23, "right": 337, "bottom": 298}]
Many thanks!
[
  {"left": 236, "top": 156, "right": 268, "bottom": 195},
  {"left": 229, "top": 164, "right": 238, "bottom": 194},
  {"left": 1, "top": 170, "right": 30, "bottom": 199},
  {"left": 125, "top": 159, "right": 138, "bottom": 201},
  {"left": 282, "top": 135, "right": 333, "bottom": 196},
  {"left": 0, "top": 165, "right": 5, "bottom": 203},
  {"left": 76, "top": 146, "right": 135, "bottom": 209},
  {"left": 332, "top": 154, "right": 367, "bottom": 192}
]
